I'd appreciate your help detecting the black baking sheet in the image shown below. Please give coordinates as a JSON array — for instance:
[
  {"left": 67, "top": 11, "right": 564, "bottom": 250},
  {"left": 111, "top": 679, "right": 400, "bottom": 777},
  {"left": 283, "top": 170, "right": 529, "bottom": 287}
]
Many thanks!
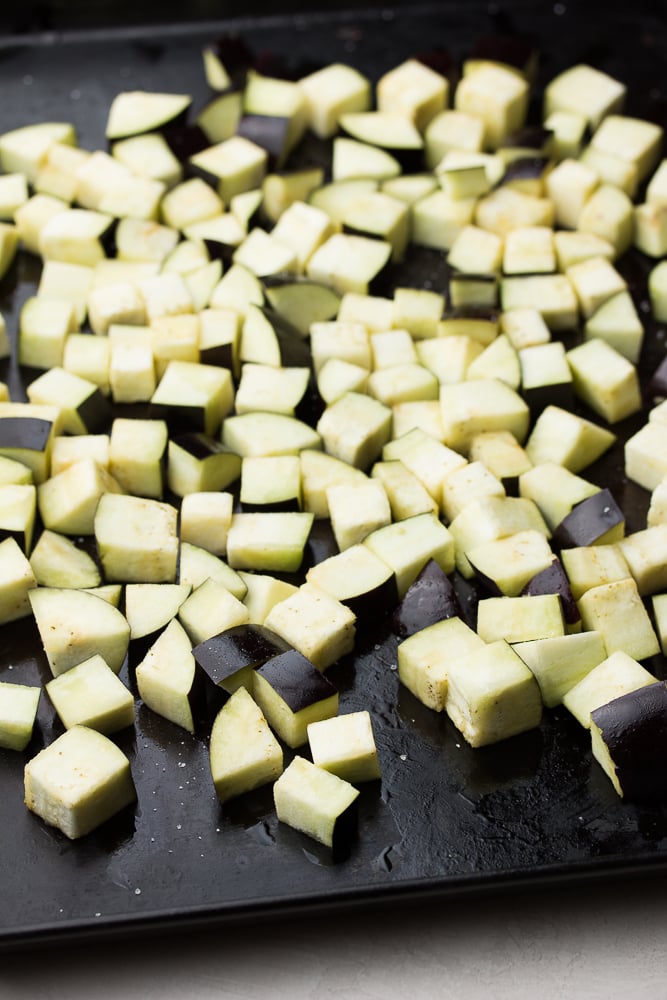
[{"left": 2, "top": 0, "right": 667, "bottom": 952}]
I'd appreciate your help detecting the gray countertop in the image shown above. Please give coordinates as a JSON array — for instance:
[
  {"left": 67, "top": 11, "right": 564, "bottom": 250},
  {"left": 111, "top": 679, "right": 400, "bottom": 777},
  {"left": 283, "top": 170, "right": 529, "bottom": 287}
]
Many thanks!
[{"left": 2, "top": 873, "right": 666, "bottom": 999}]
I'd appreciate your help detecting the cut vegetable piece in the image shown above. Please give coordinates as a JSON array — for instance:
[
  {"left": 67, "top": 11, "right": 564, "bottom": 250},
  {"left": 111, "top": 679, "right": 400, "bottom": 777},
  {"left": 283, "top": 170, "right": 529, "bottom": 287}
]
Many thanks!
[
  {"left": 364, "top": 511, "right": 455, "bottom": 598},
  {"left": 125, "top": 582, "right": 191, "bottom": 661},
  {"left": 222, "top": 411, "right": 321, "bottom": 458},
  {"left": 439, "top": 379, "right": 530, "bottom": 452},
  {"left": 563, "top": 651, "right": 657, "bottom": 728},
  {"left": 136, "top": 618, "right": 226, "bottom": 734},
  {"left": 397, "top": 615, "right": 484, "bottom": 712},
  {"left": 254, "top": 647, "right": 339, "bottom": 747},
  {"left": 445, "top": 639, "right": 542, "bottom": 747},
  {"left": 209, "top": 687, "right": 283, "bottom": 803},
  {"left": 226, "top": 512, "right": 313, "bottom": 574},
  {"left": 307, "top": 233, "right": 391, "bottom": 295},
  {"left": 308, "top": 710, "right": 381, "bottom": 784},
  {"left": 94, "top": 493, "right": 178, "bottom": 583},
  {"left": 468, "top": 529, "right": 554, "bottom": 597},
  {"left": 591, "top": 682, "right": 667, "bottom": 801},
  {"left": 514, "top": 630, "right": 607, "bottom": 708},
  {"left": 150, "top": 360, "right": 234, "bottom": 438},
  {"left": 577, "top": 578, "right": 660, "bottom": 661},
  {"left": 29, "top": 587, "right": 130, "bottom": 677},
  {"left": 306, "top": 543, "right": 397, "bottom": 619},
  {"left": 263, "top": 583, "right": 356, "bottom": 671},
  {"left": 566, "top": 339, "right": 641, "bottom": 424},
  {"left": 168, "top": 433, "right": 241, "bottom": 497},
  {"left": 178, "top": 577, "right": 250, "bottom": 645},
  {"left": 390, "top": 559, "right": 461, "bottom": 638},
  {"left": 273, "top": 755, "right": 359, "bottom": 851},
  {"left": 193, "top": 623, "right": 291, "bottom": 694},
  {"left": 477, "top": 593, "right": 564, "bottom": 644},
  {"left": 180, "top": 490, "right": 233, "bottom": 555},
  {"left": 46, "top": 654, "right": 134, "bottom": 735},
  {"left": 300, "top": 449, "right": 368, "bottom": 519},
  {"left": 0, "top": 681, "right": 40, "bottom": 750},
  {"left": 525, "top": 406, "right": 615, "bottom": 473},
  {"left": 29, "top": 530, "right": 101, "bottom": 589},
  {"left": 317, "top": 392, "right": 392, "bottom": 471},
  {"left": 106, "top": 91, "right": 191, "bottom": 140},
  {"left": 24, "top": 726, "right": 136, "bottom": 839},
  {"left": 178, "top": 541, "right": 246, "bottom": 599},
  {"left": 552, "top": 489, "right": 625, "bottom": 550}
]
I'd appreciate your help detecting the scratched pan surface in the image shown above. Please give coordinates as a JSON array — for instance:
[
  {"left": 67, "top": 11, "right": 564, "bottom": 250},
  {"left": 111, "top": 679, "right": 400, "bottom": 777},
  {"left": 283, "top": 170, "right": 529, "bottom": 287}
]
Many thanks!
[{"left": 2, "top": 0, "right": 667, "bottom": 952}]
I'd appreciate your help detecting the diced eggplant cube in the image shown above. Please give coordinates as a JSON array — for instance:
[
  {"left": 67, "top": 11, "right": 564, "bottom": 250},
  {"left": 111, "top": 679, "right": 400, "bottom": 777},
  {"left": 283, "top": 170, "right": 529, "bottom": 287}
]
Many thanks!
[
  {"left": 618, "top": 525, "right": 667, "bottom": 596},
  {"left": 440, "top": 378, "right": 530, "bottom": 452},
  {"left": 209, "top": 687, "right": 283, "bottom": 803},
  {"left": 563, "top": 650, "right": 657, "bottom": 728},
  {"left": 227, "top": 511, "right": 313, "bottom": 573},
  {"left": 468, "top": 528, "right": 554, "bottom": 597},
  {"left": 298, "top": 63, "right": 371, "bottom": 139},
  {"left": 19, "top": 296, "right": 78, "bottom": 370},
  {"left": 38, "top": 458, "right": 124, "bottom": 536},
  {"left": 24, "top": 726, "right": 136, "bottom": 839},
  {"left": 29, "top": 587, "right": 130, "bottom": 677},
  {"left": 525, "top": 405, "right": 615, "bottom": 473},
  {"left": 95, "top": 493, "right": 178, "bottom": 583},
  {"left": 0, "top": 680, "right": 40, "bottom": 750},
  {"left": 397, "top": 615, "right": 483, "bottom": 711},
  {"left": 193, "top": 622, "right": 291, "bottom": 693},
  {"left": 178, "top": 542, "right": 246, "bottom": 598},
  {"left": 561, "top": 543, "right": 631, "bottom": 600},
  {"left": 263, "top": 583, "right": 356, "bottom": 672},
  {"left": 136, "top": 618, "right": 226, "bottom": 734},
  {"left": 308, "top": 710, "right": 380, "bottom": 784},
  {"left": 520, "top": 557, "right": 580, "bottom": 627},
  {"left": 445, "top": 639, "right": 542, "bottom": 747},
  {"left": 390, "top": 558, "right": 460, "bottom": 638},
  {"left": 317, "top": 392, "right": 391, "bottom": 471},
  {"left": 591, "top": 682, "right": 667, "bottom": 801},
  {"left": 364, "top": 511, "right": 455, "bottom": 598},
  {"left": 552, "top": 488, "right": 624, "bottom": 550},
  {"left": 151, "top": 360, "right": 234, "bottom": 438},
  {"left": 188, "top": 135, "right": 268, "bottom": 202},
  {"left": 29, "top": 529, "right": 100, "bottom": 589},
  {"left": 0, "top": 483, "right": 36, "bottom": 554},
  {"left": 167, "top": 433, "right": 241, "bottom": 497},
  {"left": 273, "top": 755, "right": 359, "bottom": 853},
  {"left": 306, "top": 543, "right": 397, "bottom": 619},
  {"left": 566, "top": 338, "right": 642, "bottom": 425},
  {"left": 222, "top": 411, "right": 321, "bottom": 458},
  {"left": 178, "top": 578, "right": 250, "bottom": 645},
  {"left": 577, "top": 578, "right": 660, "bottom": 661},
  {"left": 26, "top": 367, "right": 111, "bottom": 436},
  {"left": 46, "top": 654, "right": 134, "bottom": 735},
  {"left": 180, "top": 490, "right": 233, "bottom": 555},
  {"left": 253, "top": 648, "right": 339, "bottom": 747},
  {"left": 240, "top": 456, "right": 301, "bottom": 513},
  {"left": 306, "top": 233, "right": 391, "bottom": 296},
  {"left": 514, "top": 630, "right": 607, "bottom": 708},
  {"left": 477, "top": 593, "right": 564, "bottom": 644}
]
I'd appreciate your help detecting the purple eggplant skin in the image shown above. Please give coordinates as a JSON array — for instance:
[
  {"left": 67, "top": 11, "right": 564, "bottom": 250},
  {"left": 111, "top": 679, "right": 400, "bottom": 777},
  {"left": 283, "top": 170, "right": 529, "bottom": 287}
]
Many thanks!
[
  {"left": 469, "top": 34, "right": 537, "bottom": 76},
  {"left": 552, "top": 488, "right": 624, "bottom": 550},
  {"left": 188, "top": 662, "right": 229, "bottom": 733},
  {"left": 520, "top": 557, "right": 580, "bottom": 626},
  {"left": 391, "top": 558, "right": 461, "bottom": 638},
  {"left": 591, "top": 682, "right": 667, "bottom": 802},
  {"left": 521, "top": 378, "right": 573, "bottom": 416},
  {"left": 163, "top": 123, "right": 210, "bottom": 162},
  {"left": 170, "top": 432, "right": 230, "bottom": 462},
  {"left": 0, "top": 416, "right": 52, "bottom": 451},
  {"left": 256, "top": 649, "right": 338, "bottom": 714},
  {"left": 649, "top": 355, "right": 667, "bottom": 400},
  {"left": 76, "top": 386, "right": 114, "bottom": 434},
  {"left": 500, "top": 156, "right": 551, "bottom": 189},
  {"left": 236, "top": 113, "right": 292, "bottom": 169},
  {"left": 341, "top": 571, "right": 398, "bottom": 622},
  {"left": 193, "top": 623, "right": 292, "bottom": 685}
]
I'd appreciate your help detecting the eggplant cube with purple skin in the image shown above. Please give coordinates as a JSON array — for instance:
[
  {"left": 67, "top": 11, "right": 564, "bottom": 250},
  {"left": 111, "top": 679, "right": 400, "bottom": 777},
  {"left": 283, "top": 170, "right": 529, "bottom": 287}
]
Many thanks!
[
  {"left": 253, "top": 648, "right": 339, "bottom": 748},
  {"left": 209, "top": 686, "right": 283, "bottom": 804},
  {"left": 273, "top": 755, "right": 359, "bottom": 852},
  {"left": 136, "top": 618, "right": 226, "bottom": 734},
  {"left": 305, "top": 543, "right": 397, "bottom": 620},
  {"left": 513, "top": 630, "right": 607, "bottom": 708},
  {"left": 591, "top": 681, "right": 667, "bottom": 801},
  {"left": 193, "top": 622, "right": 291, "bottom": 694},
  {"left": 563, "top": 650, "right": 657, "bottom": 729}
]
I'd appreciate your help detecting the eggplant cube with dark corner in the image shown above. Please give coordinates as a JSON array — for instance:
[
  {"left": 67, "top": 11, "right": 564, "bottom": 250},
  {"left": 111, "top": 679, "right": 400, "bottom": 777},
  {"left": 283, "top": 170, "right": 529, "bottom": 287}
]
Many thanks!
[
  {"left": 193, "top": 622, "right": 292, "bottom": 694},
  {"left": 167, "top": 432, "right": 241, "bottom": 497},
  {"left": 136, "top": 618, "right": 227, "bottom": 735},
  {"left": 26, "top": 368, "right": 111, "bottom": 436},
  {"left": 150, "top": 360, "right": 235, "bottom": 438},
  {"left": 591, "top": 682, "right": 667, "bottom": 801},
  {"left": 253, "top": 648, "right": 339, "bottom": 748}
]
